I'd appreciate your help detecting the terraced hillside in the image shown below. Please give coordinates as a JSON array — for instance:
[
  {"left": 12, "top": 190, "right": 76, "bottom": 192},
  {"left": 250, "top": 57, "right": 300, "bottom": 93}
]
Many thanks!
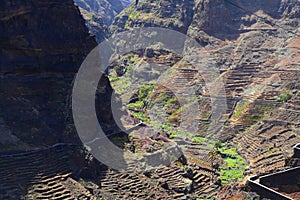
[
  {"left": 98, "top": 157, "right": 219, "bottom": 199},
  {"left": 0, "top": 145, "right": 101, "bottom": 200},
  {"left": 104, "top": 0, "right": 300, "bottom": 198}
]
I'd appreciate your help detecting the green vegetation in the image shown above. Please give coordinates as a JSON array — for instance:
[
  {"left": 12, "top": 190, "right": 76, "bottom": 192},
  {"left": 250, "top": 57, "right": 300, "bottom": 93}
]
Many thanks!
[
  {"left": 109, "top": 54, "right": 142, "bottom": 94},
  {"left": 224, "top": 121, "right": 231, "bottom": 126},
  {"left": 128, "top": 88, "right": 247, "bottom": 186},
  {"left": 214, "top": 141, "right": 223, "bottom": 149},
  {"left": 219, "top": 156, "right": 247, "bottom": 185},
  {"left": 166, "top": 96, "right": 178, "bottom": 105},
  {"left": 110, "top": 76, "right": 130, "bottom": 94},
  {"left": 217, "top": 145, "right": 247, "bottom": 185},
  {"left": 277, "top": 90, "right": 292, "bottom": 103},
  {"left": 127, "top": 101, "right": 144, "bottom": 110},
  {"left": 151, "top": 92, "right": 181, "bottom": 124},
  {"left": 129, "top": 12, "right": 141, "bottom": 19},
  {"left": 124, "top": 5, "right": 135, "bottom": 14},
  {"left": 130, "top": 109, "right": 193, "bottom": 140},
  {"left": 126, "top": 55, "right": 133, "bottom": 60},
  {"left": 84, "top": 11, "right": 95, "bottom": 20},
  {"left": 232, "top": 100, "right": 274, "bottom": 126},
  {"left": 127, "top": 84, "right": 154, "bottom": 111},
  {"left": 138, "top": 84, "right": 154, "bottom": 100},
  {"left": 153, "top": 93, "right": 170, "bottom": 103},
  {"left": 131, "top": 112, "right": 151, "bottom": 123},
  {"left": 109, "top": 76, "right": 119, "bottom": 82},
  {"left": 243, "top": 115, "right": 262, "bottom": 123},
  {"left": 232, "top": 100, "right": 250, "bottom": 118},
  {"left": 246, "top": 194, "right": 260, "bottom": 200},
  {"left": 167, "top": 67, "right": 176, "bottom": 73},
  {"left": 246, "top": 103, "right": 274, "bottom": 123},
  {"left": 191, "top": 136, "right": 206, "bottom": 143},
  {"left": 168, "top": 107, "right": 181, "bottom": 124},
  {"left": 218, "top": 147, "right": 238, "bottom": 156},
  {"left": 128, "top": 84, "right": 181, "bottom": 127}
]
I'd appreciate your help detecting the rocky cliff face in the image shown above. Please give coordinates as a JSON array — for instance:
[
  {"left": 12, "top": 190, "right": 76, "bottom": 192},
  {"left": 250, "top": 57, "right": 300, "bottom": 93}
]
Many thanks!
[
  {"left": 0, "top": 1, "right": 127, "bottom": 198},
  {"left": 75, "top": 0, "right": 130, "bottom": 25},
  {"left": 110, "top": 0, "right": 299, "bottom": 40},
  {"left": 110, "top": 0, "right": 195, "bottom": 33},
  {"left": 74, "top": 0, "right": 132, "bottom": 42},
  {"left": 280, "top": 0, "right": 300, "bottom": 18},
  {"left": 188, "top": 0, "right": 282, "bottom": 41},
  {"left": 188, "top": 0, "right": 300, "bottom": 42},
  {"left": 0, "top": 0, "right": 98, "bottom": 151}
]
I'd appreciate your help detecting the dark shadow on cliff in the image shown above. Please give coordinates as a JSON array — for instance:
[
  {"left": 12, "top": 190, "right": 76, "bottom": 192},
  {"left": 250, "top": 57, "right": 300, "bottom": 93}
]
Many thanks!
[
  {"left": 0, "top": 0, "right": 109, "bottom": 198},
  {"left": 95, "top": 74, "right": 130, "bottom": 151}
]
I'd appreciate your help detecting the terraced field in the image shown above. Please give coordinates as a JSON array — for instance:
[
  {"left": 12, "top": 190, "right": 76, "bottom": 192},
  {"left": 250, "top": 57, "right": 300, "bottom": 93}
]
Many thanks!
[{"left": 0, "top": 145, "right": 99, "bottom": 200}]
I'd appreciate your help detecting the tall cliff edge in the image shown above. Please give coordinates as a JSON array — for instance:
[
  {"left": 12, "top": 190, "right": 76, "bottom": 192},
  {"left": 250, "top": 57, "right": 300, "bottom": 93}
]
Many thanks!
[{"left": 0, "top": 0, "right": 98, "bottom": 152}]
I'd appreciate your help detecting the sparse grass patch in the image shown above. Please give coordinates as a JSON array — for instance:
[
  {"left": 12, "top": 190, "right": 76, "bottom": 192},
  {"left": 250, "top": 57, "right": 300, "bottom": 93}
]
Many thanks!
[
  {"left": 129, "top": 12, "right": 141, "bottom": 19},
  {"left": 109, "top": 76, "right": 119, "bottom": 82},
  {"left": 168, "top": 107, "right": 181, "bottom": 124},
  {"left": 138, "top": 84, "right": 154, "bottom": 101},
  {"left": 131, "top": 111, "right": 151, "bottom": 123},
  {"left": 218, "top": 147, "right": 238, "bottom": 157},
  {"left": 167, "top": 67, "right": 176, "bottom": 73},
  {"left": 153, "top": 93, "right": 170, "bottom": 104},
  {"left": 277, "top": 90, "right": 292, "bottom": 103},
  {"left": 127, "top": 101, "right": 144, "bottom": 110},
  {"left": 110, "top": 76, "right": 130, "bottom": 94},
  {"left": 232, "top": 100, "right": 250, "bottom": 118},
  {"left": 192, "top": 136, "right": 205, "bottom": 143}
]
